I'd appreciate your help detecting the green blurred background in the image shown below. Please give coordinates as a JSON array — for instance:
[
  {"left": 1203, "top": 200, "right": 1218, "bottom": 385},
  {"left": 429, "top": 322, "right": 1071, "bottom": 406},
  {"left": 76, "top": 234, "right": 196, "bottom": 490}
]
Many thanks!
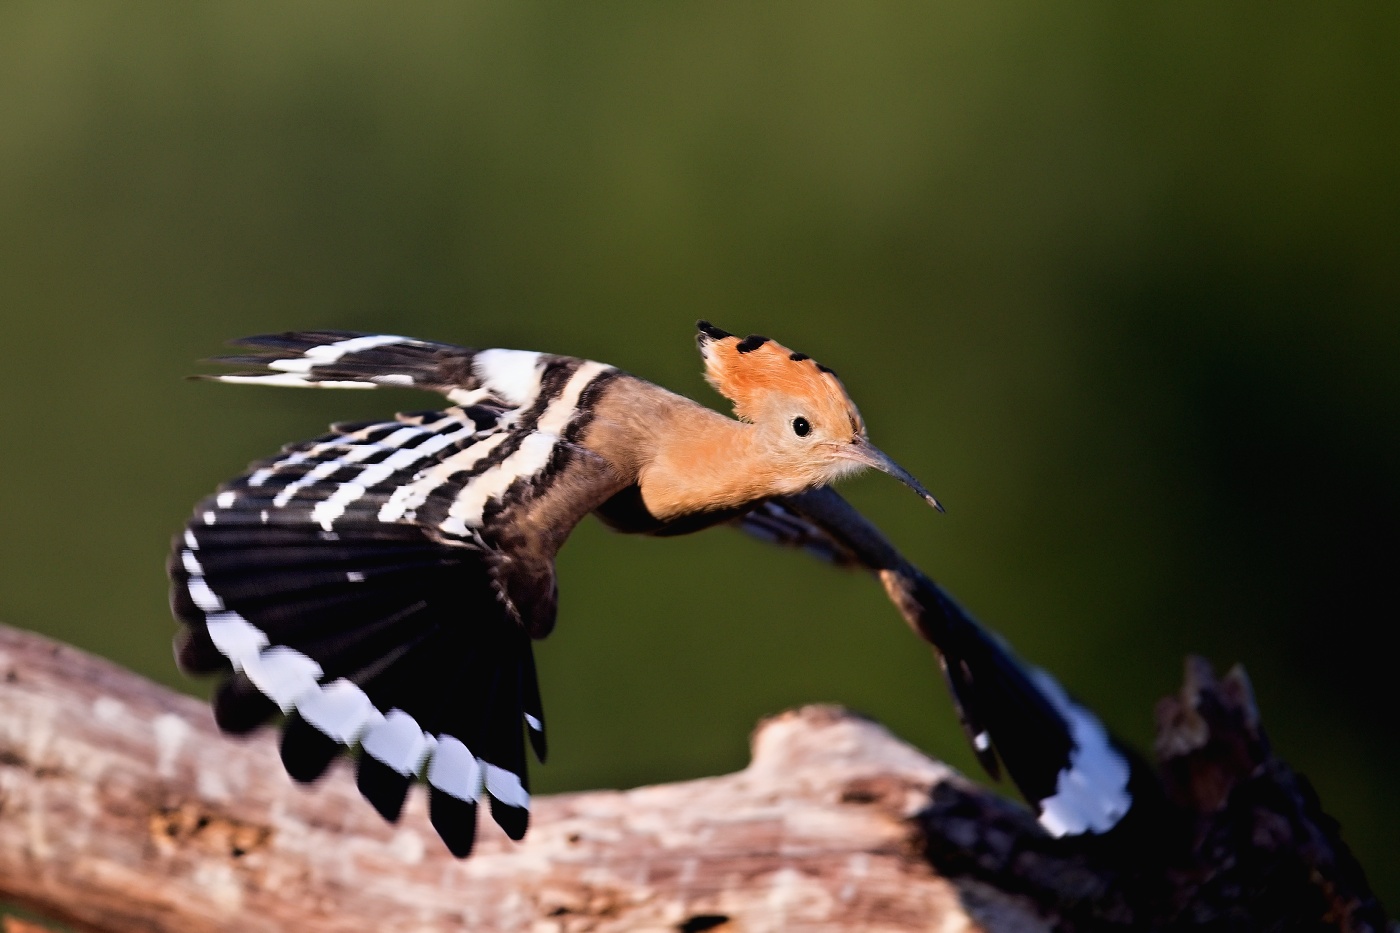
[{"left": 1, "top": 3, "right": 1395, "bottom": 906}]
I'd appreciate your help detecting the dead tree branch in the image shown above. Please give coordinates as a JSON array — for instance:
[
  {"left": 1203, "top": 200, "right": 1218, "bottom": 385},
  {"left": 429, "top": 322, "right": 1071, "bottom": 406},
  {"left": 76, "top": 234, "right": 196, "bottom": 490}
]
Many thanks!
[
  {"left": 0, "top": 625, "right": 1391, "bottom": 932},
  {"left": 2, "top": 624, "right": 1026, "bottom": 933}
]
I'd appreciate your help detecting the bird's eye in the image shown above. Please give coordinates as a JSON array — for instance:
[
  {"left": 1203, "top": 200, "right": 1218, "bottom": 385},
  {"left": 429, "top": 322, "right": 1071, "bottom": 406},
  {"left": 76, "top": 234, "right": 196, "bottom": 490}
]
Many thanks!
[{"left": 792, "top": 416, "right": 811, "bottom": 437}]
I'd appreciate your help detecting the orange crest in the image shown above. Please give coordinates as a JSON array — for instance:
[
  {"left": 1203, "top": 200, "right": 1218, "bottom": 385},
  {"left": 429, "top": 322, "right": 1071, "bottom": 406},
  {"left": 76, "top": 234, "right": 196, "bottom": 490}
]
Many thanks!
[{"left": 695, "top": 321, "right": 864, "bottom": 434}]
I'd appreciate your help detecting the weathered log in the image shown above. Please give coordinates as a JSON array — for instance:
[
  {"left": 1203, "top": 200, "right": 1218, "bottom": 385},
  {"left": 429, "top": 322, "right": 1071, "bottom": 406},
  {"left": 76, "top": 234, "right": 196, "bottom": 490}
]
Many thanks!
[
  {"left": 1, "top": 624, "right": 1391, "bottom": 932},
  {"left": 0, "top": 623, "right": 1041, "bottom": 933}
]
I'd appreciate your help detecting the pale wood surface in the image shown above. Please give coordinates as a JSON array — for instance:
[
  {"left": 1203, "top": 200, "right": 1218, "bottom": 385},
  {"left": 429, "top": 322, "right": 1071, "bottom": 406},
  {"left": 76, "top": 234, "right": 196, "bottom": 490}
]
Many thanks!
[
  {"left": 0, "top": 624, "right": 1044, "bottom": 933},
  {"left": 5, "top": 623, "right": 1391, "bottom": 931}
]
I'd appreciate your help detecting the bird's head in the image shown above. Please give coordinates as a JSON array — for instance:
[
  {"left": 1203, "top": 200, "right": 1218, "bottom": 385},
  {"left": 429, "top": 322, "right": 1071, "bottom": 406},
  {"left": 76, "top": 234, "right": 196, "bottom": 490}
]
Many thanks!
[{"left": 696, "top": 321, "right": 942, "bottom": 510}]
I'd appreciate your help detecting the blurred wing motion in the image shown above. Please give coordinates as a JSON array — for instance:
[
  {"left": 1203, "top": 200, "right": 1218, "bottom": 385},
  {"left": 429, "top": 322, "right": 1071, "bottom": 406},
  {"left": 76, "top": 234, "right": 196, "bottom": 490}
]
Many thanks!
[
  {"left": 735, "top": 488, "right": 1135, "bottom": 837},
  {"left": 170, "top": 332, "right": 619, "bottom": 856}
]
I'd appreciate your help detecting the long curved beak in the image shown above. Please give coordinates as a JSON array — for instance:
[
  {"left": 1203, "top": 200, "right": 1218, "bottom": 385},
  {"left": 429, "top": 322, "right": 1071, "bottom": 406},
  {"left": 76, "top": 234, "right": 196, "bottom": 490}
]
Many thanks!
[{"left": 837, "top": 438, "right": 944, "bottom": 512}]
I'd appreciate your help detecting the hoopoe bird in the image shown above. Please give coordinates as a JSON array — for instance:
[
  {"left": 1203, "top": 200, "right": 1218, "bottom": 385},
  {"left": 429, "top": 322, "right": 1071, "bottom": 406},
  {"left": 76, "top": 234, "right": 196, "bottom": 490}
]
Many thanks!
[{"left": 169, "top": 323, "right": 1135, "bottom": 857}]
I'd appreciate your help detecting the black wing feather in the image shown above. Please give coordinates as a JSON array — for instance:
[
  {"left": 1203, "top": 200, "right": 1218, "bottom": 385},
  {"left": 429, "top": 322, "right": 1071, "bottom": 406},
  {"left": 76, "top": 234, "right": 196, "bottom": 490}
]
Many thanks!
[
  {"left": 170, "top": 395, "right": 554, "bottom": 856},
  {"left": 731, "top": 499, "right": 863, "bottom": 567},
  {"left": 205, "top": 331, "right": 484, "bottom": 394},
  {"left": 750, "top": 489, "right": 1136, "bottom": 837}
]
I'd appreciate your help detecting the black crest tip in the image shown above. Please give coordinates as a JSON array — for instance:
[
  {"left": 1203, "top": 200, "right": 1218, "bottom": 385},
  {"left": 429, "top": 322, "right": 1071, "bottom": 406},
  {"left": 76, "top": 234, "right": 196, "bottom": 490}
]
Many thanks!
[
  {"left": 735, "top": 335, "right": 770, "bottom": 353},
  {"left": 696, "top": 320, "right": 733, "bottom": 341}
]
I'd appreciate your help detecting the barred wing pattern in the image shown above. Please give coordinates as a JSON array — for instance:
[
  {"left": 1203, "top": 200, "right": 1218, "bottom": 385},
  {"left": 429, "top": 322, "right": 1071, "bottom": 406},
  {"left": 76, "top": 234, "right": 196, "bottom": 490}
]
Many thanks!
[{"left": 169, "top": 332, "right": 617, "bottom": 856}]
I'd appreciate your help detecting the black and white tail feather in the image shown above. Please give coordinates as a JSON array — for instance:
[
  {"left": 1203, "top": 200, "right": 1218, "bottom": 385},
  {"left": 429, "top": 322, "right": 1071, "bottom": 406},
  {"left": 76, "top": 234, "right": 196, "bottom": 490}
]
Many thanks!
[{"left": 171, "top": 332, "right": 609, "bottom": 856}]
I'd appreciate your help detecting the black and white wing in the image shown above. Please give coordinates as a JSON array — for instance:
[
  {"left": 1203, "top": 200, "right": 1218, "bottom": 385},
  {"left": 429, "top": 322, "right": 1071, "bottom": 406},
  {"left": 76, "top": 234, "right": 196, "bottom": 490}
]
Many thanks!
[
  {"left": 169, "top": 332, "right": 620, "bottom": 857},
  {"left": 734, "top": 488, "right": 1137, "bottom": 838}
]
